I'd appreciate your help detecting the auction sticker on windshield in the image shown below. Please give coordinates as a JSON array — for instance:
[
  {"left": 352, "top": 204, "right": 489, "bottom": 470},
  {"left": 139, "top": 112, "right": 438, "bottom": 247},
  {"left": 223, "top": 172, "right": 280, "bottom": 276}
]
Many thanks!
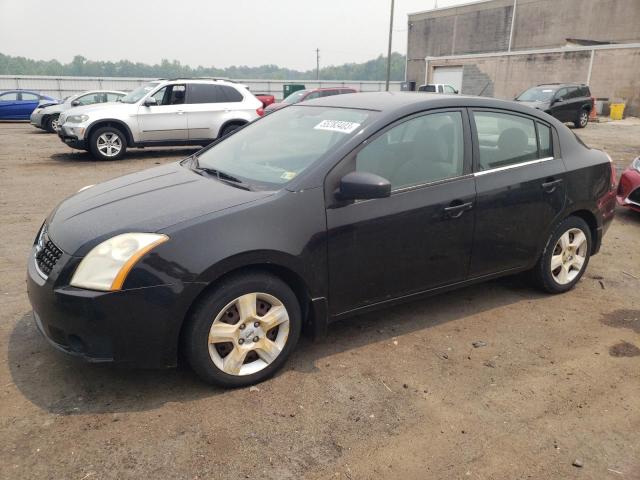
[{"left": 314, "top": 120, "right": 361, "bottom": 134}]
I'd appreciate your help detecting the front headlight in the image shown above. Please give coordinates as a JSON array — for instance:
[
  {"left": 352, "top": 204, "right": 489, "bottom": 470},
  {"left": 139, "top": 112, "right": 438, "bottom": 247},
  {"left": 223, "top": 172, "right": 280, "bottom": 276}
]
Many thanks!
[
  {"left": 70, "top": 233, "right": 169, "bottom": 291},
  {"left": 66, "top": 114, "right": 89, "bottom": 124}
]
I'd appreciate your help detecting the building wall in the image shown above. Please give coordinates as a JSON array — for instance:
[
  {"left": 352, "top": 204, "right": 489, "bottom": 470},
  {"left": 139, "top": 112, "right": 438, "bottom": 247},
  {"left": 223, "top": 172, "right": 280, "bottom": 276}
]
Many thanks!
[{"left": 424, "top": 47, "right": 640, "bottom": 115}]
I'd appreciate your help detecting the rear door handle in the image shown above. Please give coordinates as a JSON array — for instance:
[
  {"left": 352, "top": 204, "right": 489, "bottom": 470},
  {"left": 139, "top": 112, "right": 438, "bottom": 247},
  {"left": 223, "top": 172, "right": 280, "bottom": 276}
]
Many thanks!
[
  {"left": 444, "top": 201, "right": 473, "bottom": 219},
  {"left": 541, "top": 178, "right": 563, "bottom": 192}
]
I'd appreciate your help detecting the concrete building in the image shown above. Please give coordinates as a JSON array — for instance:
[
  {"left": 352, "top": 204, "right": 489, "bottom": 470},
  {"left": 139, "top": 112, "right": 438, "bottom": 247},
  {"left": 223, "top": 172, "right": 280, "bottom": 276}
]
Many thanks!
[{"left": 406, "top": 0, "right": 640, "bottom": 116}]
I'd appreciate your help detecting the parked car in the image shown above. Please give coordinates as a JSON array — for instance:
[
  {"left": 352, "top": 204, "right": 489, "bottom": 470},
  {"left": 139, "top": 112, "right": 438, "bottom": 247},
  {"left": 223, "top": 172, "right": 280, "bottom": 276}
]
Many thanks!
[
  {"left": 418, "top": 83, "right": 459, "bottom": 94},
  {"left": 31, "top": 90, "right": 126, "bottom": 133},
  {"left": 254, "top": 94, "right": 275, "bottom": 108},
  {"left": 515, "top": 83, "right": 593, "bottom": 129},
  {"left": 617, "top": 156, "right": 640, "bottom": 213},
  {"left": 28, "top": 92, "right": 617, "bottom": 387},
  {"left": 57, "top": 78, "right": 263, "bottom": 160},
  {"left": 0, "top": 90, "right": 59, "bottom": 120},
  {"left": 264, "top": 87, "right": 357, "bottom": 114}
]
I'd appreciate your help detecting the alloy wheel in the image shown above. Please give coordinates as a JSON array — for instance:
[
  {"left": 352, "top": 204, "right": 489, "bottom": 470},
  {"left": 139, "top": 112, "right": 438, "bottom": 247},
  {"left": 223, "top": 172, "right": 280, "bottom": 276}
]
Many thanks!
[
  {"left": 51, "top": 117, "right": 59, "bottom": 131},
  {"left": 208, "top": 292, "right": 290, "bottom": 376},
  {"left": 580, "top": 111, "right": 589, "bottom": 127},
  {"left": 550, "top": 227, "right": 587, "bottom": 285},
  {"left": 96, "top": 132, "right": 122, "bottom": 157}
]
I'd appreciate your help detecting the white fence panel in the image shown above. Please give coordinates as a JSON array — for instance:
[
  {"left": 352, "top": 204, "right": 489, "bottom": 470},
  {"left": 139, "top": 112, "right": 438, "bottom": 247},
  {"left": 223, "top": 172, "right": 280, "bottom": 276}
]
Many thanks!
[{"left": 0, "top": 75, "right": 402, "bottom": 100}]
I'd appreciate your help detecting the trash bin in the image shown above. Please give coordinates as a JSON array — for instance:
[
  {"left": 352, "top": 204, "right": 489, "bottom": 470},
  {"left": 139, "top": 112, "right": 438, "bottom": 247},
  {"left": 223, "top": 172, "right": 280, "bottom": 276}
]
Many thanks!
[
  {"left": 283, "top": 84, "right": 305, "bottom": 99},
  {"left": 610, "top": 103, "right": 625, "bottom": 120}
]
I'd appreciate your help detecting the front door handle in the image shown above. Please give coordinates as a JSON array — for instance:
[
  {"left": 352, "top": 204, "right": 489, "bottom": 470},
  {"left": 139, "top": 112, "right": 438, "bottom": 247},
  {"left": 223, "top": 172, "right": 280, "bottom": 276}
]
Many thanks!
[
  {"left": 177, "top": 110, "right": 185, "bottom": 115},
  {"left": 444, "top": 201, "right": 473, "bottom": 219},
  {"left": 541, "top": 178, "right": 563, "bottom": 192}
]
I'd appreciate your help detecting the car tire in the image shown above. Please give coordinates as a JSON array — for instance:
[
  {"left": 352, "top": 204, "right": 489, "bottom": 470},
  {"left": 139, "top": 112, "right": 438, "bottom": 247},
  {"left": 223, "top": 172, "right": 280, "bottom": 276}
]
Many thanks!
[
  {"left": 44, "top": 114, "right": 60, "bottom": 133},
  {"left": 183, "top": 271, "right": 302, "bottom": 387},
  {"left": 89, "top": 126, "right": 127, "bottom": 160},
  {"left": 531, "top": 216, "right": 592, "bottom": 294},
  {"left": 574, "top": 109, "right": 589, "bottom": 128},
  {"left": 220, "top": 123, "right": 243, "bottom": 138}
]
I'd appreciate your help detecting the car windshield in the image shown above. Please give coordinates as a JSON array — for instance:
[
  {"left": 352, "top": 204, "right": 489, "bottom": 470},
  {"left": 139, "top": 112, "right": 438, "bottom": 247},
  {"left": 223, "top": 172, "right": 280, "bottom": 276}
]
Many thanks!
[
  {"left": 516, "top": 86, "right": 556, "bottom": 102},
  {"left": 119, "top": 82, "right": 161, "bottom": 104},
  {"left": 195, "top": 106, "right": 374, "bottom": 189},
  {"left": 282, "top": 90, "right": 309, "bottom": 104}
]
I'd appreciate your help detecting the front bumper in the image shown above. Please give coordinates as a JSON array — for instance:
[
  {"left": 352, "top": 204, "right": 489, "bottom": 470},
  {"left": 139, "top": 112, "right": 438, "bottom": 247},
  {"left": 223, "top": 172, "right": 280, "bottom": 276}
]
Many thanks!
[
  {"left": 27, "top": 247, "right": 204, "bottom": 368},
  {"left": 616, "top": 166, "right": 640, "bottom": 213},
  {"left": 57, "top": 124, "right": 87, "bottom": 149},
  {"left": 30, "top": 110, "right": 44, "bottom": 128}
]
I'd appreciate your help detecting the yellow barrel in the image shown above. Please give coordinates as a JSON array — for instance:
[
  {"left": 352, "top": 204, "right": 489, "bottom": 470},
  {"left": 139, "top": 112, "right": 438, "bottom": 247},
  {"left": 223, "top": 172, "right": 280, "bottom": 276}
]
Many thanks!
[{"left": 610, "top": 103, "right": 625, "bottom": 120}]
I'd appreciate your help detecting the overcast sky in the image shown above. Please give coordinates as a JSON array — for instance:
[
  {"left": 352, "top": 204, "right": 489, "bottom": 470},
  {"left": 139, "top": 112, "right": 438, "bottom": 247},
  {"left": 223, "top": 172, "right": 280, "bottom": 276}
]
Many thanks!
[{"left": 0, "top": 0, "right": 469, "bottom": 71}]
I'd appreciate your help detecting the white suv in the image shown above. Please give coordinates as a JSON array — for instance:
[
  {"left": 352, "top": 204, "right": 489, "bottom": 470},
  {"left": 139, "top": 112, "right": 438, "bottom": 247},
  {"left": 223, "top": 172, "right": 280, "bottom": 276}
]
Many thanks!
[{"left": 57, "top": 78, "right": 263, "bottom": 160}]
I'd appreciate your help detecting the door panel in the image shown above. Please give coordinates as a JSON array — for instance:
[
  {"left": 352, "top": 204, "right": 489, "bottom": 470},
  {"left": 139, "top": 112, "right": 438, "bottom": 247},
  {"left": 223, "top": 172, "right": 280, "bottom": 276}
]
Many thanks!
[
  {"left": 469, "top": 110, "right": 566, "bottom": 277},
  {"left": 137, "top": 85, "right": 188, "bottom": 142},
  {"left": 327, "top": 178, "right": 476, "bottom": 313},
  {"left": 0, "top": 92, "right": 20, "bottom": 119},
  {"left": 326, "top": 108, "right": 475, "bottom": 314}
]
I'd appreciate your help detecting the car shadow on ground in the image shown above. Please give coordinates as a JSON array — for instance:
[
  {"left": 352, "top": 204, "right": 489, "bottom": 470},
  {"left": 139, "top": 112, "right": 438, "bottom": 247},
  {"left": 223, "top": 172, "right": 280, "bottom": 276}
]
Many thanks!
[
  {"left": 8, "top": 275, "right": 544, "bottom": 415},
  {"left": 49, "top": 148, "right": 199, "bottom": 163}
]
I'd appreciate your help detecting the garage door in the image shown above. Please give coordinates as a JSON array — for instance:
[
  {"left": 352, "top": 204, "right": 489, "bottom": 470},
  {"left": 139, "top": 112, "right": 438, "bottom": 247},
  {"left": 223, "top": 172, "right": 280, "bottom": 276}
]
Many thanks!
[{"left": 432, "top": 66, "right": 463, "bottom": 93}]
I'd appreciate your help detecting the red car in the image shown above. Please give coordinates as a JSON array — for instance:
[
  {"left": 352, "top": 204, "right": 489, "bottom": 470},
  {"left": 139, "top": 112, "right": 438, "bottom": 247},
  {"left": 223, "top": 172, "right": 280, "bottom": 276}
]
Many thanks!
[
  {"left": 617, "top": 157, "right": 640, "bottom": 213},
  {"left": 264, "top": 87, "right": 357, "bottom": 113}
]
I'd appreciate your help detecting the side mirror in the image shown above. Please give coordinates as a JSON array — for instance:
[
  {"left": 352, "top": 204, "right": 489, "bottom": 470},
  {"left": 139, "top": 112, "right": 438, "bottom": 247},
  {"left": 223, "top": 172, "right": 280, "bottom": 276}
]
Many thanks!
[
  {"left": 337, "top": 171, "right": 391, "bottom": 201},
  {"left": 143, "top": 97, "right": 158, "bottom": 107},
  {"left": 71, "top": 100, "right": 80, "bottom": 106}
]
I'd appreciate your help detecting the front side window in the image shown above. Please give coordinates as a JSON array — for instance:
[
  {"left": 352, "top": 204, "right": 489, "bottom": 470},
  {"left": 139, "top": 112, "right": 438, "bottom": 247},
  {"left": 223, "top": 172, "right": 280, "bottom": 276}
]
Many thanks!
[
  {"left": 304, "top": 92, "right": 322, "bottom": 101},
  {"left": 474, "top": 111, "right": 543, "bottom": 171},
  {"left": 196, "top": 106, "right": 373, "bottom": 189},
  {"left": 356, "top": 111, "right": 465, "bottom": 190},
  {"left": 151, "top": 84, "right": 186, "bottom": 105},
  {"left": 76, "top": 93, "right": 102, "bottom": 105},
  {"left": 554, "top": 88, "right": 569, "bottom": 102},
  {"left": 516, "top": 87, "right": 556, "bottom": 102},
  {"left": 107, "top": 92, "right": 124, "bottom": 102},
  {"left": 444, "top": 85, "right": 456, "bottom": 93},
  {"left": 282, "top": 90, "right": 309, "bottom": 105}
]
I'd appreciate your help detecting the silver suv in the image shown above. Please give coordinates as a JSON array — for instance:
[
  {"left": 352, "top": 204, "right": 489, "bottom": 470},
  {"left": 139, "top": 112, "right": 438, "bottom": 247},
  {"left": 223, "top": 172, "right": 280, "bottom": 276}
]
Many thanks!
[{"left": 57, "top": 79, "right": 263, "bottom": 160}]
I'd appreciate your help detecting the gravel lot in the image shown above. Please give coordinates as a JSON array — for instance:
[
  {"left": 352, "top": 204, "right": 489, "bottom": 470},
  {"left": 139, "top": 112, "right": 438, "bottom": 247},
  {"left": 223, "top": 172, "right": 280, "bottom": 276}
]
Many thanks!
[{"left": 1, "top": 120, "right": 639, "bottom": 479}]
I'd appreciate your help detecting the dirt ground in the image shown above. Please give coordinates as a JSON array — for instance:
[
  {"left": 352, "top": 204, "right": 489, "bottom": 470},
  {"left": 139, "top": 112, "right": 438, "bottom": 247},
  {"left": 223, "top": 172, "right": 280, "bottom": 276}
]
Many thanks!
[{"left": 1, "top": 120, "right": 639, "bottom": 480}]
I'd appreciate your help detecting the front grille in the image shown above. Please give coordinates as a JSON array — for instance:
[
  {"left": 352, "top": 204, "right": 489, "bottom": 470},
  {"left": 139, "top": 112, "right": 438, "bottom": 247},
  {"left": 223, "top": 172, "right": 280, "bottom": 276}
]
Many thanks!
[{"left": 35, "top": 233, "right": 63, "bottom": 277}]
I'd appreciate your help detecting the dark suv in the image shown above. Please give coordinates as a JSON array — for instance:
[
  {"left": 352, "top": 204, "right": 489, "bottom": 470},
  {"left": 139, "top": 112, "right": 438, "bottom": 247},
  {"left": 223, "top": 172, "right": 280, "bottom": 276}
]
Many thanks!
[{"left": 515, "top": 83, "right": 593, "bottom": 128}]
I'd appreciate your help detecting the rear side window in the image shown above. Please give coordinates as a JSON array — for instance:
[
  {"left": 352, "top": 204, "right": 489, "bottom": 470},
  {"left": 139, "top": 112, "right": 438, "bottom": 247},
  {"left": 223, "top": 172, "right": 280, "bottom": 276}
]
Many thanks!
[
  {"left": 537, "top": 122, "right": 553, "bottom": 158},
  {"left": 579, "top": 86, "right": 591, "bottom": 97},
  {"left": 188, "top": 84, "right": 243, "bottom": 103},
  {"left": 419, "top": 85, "right": 436, "bottom": 92},
  {"left": 21, "top": 92, "right": 39, "bottom": 101},
  {"left": 473, "top": 111, "right": 538, "bottom": 171},
  {"left": 356, "top": 111, "right": 465, "bottom": 190},
  {"left": 220, "top": 85, "right": 243, "bottom": 102}
]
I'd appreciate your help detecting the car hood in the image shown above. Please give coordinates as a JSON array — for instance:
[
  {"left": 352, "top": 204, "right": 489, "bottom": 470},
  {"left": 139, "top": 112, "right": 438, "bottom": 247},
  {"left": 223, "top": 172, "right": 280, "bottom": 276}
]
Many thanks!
[
  {"left": 40, "top": 103, "right": 66, "bottom": 114},
  {"left": 516, "top": 100, "right": 550, "bottom": 110},
  {"left": 47, "top": 161, "right": 273, "bottom": 255},
  {"left": 61, "top": 102, "right": 132, "bottom": 119}
]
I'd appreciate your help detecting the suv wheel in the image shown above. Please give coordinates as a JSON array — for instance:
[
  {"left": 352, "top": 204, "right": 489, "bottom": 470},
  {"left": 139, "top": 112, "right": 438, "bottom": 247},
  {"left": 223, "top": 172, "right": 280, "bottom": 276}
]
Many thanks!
[
  {"left": 531, "top": 216, "right": 591, "bottom": 294},
  {"left": 183, "top": 272, "right": 301, "bottom": 387},
  {"left": 220, "top": 123, "right": 243, "bottom": 137},
  {"left": 574, "top": 109, "right": 589, "bottom": 129},
  {"left": 45, "top": 114, "right": 60, "bottom": 133},
  {"left": 89, "top": 126, "right": 127, "bottom": 160}
]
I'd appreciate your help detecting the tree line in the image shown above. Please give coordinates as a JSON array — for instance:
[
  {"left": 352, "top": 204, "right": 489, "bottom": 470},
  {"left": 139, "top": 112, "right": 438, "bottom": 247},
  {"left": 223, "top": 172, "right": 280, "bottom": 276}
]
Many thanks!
[{"left": 0, "top": 52, "right": 406, "bottom": 81}]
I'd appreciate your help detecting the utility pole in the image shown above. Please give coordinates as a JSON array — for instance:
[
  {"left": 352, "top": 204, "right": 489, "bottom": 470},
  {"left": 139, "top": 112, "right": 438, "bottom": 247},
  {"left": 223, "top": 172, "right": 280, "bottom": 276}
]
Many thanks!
[
  {"left": 385, "top": 0, "right": 395, "bottom": 91},
  {"left": 316, "top": 48, "right": 320, "bottom": 80}
]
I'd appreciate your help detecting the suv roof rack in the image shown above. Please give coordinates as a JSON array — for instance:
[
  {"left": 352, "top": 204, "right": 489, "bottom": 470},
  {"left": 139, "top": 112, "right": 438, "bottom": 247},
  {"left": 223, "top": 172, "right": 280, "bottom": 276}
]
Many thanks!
[
  {"left": 166, "top": 77, "right": 237, "bottom": 83},
  {"left": 536, "top": 82, "right": 585, "bottom": 86}
]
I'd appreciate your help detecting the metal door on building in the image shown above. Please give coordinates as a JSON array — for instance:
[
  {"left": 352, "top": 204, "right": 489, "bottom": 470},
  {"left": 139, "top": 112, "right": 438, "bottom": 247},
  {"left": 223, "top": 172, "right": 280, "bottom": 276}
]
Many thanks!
[{"left": 432, "top": 67, "right": 463, "bottom": 93}]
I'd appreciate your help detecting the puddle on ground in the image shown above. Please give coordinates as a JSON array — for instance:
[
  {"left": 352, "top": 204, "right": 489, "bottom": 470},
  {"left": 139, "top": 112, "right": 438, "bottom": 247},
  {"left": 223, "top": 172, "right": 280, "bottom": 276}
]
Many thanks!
[
  {"left": 600, "top": 309, "right": 640, "bottom": 333},
  {"left": 609, "top": 341, "right": 640, "bottom": 357}
]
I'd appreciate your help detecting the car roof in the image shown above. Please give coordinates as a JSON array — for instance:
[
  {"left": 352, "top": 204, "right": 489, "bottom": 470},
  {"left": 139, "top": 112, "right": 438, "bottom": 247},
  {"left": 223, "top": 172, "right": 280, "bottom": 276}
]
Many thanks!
[
  {"left": 303, "top": 91, "right": 557, "bottom": 120},
  {"left": 310, "top": 87, "right": 356, "bottom": 92},
  {"left": 536, "top": 83, "right": 587, "bottom": 88}
]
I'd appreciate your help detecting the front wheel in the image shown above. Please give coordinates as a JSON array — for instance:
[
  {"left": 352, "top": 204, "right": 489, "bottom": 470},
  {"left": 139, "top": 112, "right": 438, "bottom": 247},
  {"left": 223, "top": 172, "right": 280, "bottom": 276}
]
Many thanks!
[
  {"left": 45, "top": 114, "right": 60, "bottom": 133},
  {"left": 183, "top": 272, "right": 301, "bottom": 387},
  {"left": 574, "top": 109, "right": 589, "bottom": 128},
  {"left": 89, "top": 126, "right": 127, "bottom": 160},
  {"left": 531, "top": 216, "right": 592, "bottom": 293}
]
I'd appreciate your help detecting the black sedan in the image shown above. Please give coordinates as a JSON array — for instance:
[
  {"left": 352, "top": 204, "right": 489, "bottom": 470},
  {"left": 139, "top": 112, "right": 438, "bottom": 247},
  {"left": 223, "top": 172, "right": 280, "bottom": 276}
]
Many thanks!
[{"left": 27, "top": 93, "right": 617, "bottom": 387}]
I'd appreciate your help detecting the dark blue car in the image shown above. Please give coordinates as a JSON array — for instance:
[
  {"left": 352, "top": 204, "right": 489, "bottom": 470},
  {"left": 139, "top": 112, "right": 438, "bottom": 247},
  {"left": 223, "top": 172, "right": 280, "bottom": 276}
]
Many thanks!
[{"left": 0, "top": 90, "right": 59, "bottom": 120}]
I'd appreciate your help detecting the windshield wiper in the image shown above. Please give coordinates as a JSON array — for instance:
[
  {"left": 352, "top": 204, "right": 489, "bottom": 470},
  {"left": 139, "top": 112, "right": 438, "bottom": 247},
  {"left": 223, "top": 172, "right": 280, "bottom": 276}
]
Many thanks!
[{"left": 193, "top": 162, "right": 252, "bottom": 191}]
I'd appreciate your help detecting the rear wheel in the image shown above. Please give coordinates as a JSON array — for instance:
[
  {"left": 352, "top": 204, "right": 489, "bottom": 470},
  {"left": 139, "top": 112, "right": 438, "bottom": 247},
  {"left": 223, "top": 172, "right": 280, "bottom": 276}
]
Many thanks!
[
  {"left": 89, "top": 126, "right": 127, "bottom": 160},
  {"left": 45, "top": 114, "right": 60, "bottom": 133},
  {"left": 183, "top": 272, "right": 301, "bottom": 387},
  {"left": 531, "top": 216, "right": 591, "bottom": 293},
  {"left": 220, "top": 123, "right": 243, "bottom": 138},
  {"left": 574, "top": 109, "right": 589, "bottom": 128}
]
